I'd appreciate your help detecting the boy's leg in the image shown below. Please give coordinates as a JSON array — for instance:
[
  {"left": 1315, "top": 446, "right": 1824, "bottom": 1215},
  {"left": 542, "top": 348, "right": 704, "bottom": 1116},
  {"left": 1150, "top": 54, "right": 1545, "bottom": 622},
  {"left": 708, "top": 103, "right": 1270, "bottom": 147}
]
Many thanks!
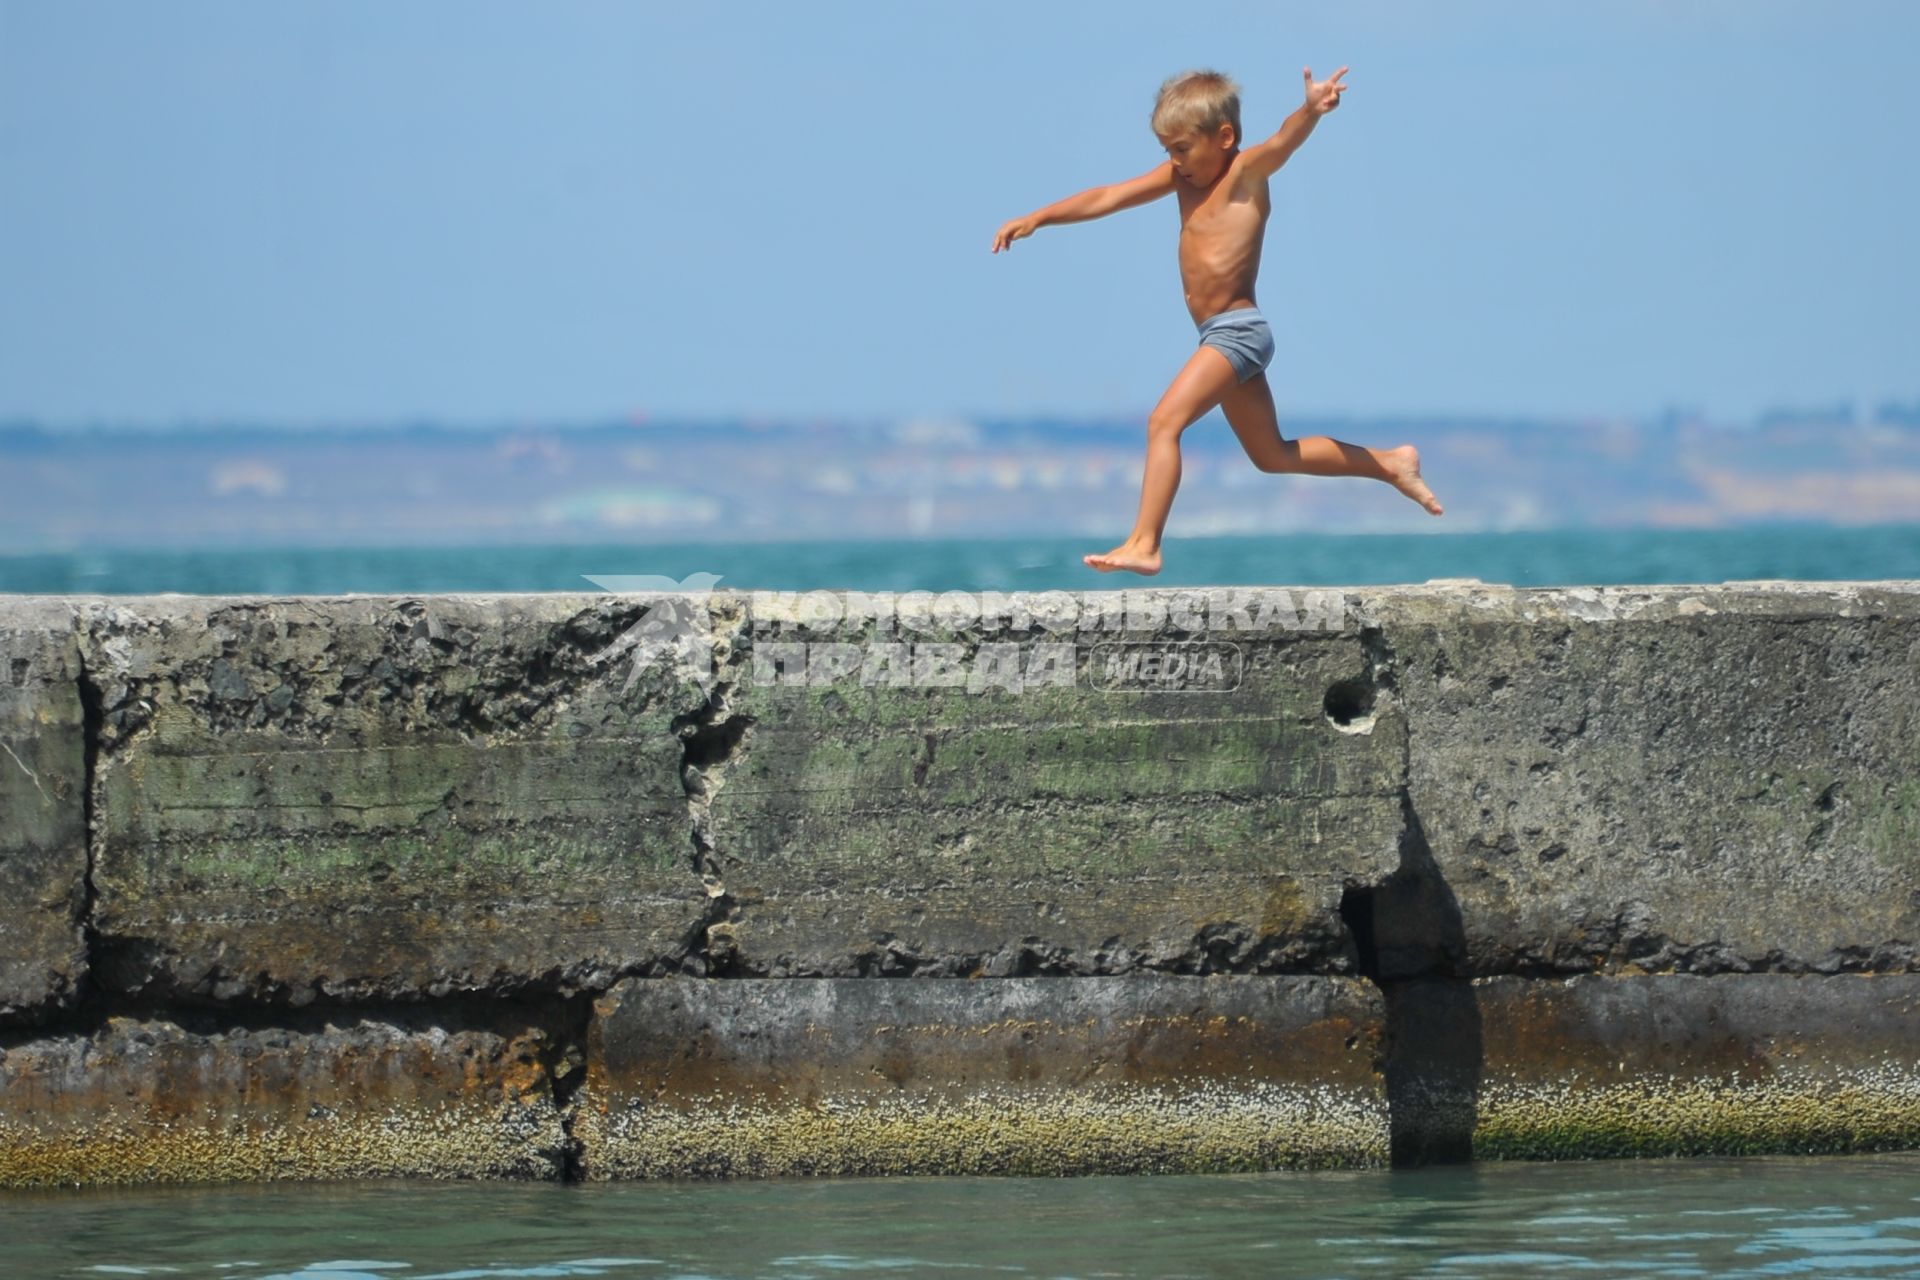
[
  {"left": 1219, "top": 373, "right": 1444, "bottom": 515},
  {"left": 1084, "top": 345, "right": 1242, "bottom": 574}
]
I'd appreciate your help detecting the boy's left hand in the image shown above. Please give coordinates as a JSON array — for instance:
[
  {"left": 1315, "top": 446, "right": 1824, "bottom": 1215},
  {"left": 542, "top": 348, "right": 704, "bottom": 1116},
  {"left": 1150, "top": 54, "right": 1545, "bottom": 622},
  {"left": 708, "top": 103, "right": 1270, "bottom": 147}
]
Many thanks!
[{"left": 1303, "top": 65, "right": 1349, "bottom": 115}]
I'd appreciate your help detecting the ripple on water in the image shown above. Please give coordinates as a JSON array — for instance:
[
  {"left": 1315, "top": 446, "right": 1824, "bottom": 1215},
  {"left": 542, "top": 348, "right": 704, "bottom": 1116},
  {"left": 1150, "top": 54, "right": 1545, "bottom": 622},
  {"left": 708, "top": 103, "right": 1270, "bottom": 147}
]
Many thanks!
[{"left": 11, "top": 1153, "right": 1920, "bottom": 1280}]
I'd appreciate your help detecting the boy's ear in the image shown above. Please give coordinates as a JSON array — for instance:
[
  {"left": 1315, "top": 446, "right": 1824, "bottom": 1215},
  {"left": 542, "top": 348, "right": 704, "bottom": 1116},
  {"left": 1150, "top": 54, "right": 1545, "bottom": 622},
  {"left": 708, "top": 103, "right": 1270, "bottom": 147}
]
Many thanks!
[{"left": 1216, "top": 121, "right": 1237, "bottom": 149}]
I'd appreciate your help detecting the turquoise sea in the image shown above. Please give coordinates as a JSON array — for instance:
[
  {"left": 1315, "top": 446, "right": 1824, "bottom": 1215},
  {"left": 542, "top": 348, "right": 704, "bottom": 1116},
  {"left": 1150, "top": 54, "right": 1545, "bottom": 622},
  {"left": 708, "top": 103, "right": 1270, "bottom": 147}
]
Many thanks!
[
  {"left": 4, "top": 523, "right": 1920, "bottom": 596},
  {"left": 7, "top": 1156, "right": 1920, "bottom": 1279}
]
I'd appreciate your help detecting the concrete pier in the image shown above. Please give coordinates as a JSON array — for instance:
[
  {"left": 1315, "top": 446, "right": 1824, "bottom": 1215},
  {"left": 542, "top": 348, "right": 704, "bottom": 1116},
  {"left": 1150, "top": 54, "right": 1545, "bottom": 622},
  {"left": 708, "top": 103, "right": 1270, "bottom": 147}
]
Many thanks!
[{"left": 1, "top": 581, "right": 1916, "bottom": 1184}]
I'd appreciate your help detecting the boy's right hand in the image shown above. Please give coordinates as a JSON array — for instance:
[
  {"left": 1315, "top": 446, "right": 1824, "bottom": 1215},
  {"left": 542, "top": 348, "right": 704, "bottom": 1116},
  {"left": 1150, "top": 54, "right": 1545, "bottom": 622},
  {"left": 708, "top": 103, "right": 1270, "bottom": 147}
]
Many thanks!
[
  {"left": 1303, "top": 65, "right": 1349, "bottom": 116},
  {"left": 991, "top": 215, "right": 1040, "bottom": 253}
]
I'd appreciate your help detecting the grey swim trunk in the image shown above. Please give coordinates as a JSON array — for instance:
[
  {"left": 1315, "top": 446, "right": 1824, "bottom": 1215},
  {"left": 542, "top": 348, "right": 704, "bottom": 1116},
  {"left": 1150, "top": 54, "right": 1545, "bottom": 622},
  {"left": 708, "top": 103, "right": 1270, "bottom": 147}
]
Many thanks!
[{"left": 1196, "top": 306, "right": 1275, "bottom": 383}]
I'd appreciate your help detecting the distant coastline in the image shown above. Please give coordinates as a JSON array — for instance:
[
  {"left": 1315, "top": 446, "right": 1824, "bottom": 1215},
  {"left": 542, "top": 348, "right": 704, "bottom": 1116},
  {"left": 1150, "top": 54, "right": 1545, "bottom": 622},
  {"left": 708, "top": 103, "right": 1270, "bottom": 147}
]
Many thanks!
[{"left": 4, "top": 405, "right": 1919, "bottom": 552}]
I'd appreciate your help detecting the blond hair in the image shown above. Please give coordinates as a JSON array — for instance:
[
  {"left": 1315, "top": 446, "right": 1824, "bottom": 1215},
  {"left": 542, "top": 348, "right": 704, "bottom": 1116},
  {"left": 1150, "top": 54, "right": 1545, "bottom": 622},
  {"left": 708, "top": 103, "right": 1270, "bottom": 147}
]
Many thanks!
[{"left": 1150, "top": 69, "right": 1242, "bottom": 145}]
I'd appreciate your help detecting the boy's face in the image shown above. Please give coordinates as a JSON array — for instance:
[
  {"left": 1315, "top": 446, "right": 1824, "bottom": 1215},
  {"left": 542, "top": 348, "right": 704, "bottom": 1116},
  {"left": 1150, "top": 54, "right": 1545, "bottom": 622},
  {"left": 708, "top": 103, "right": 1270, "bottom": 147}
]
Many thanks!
[{"left": 1157, "top": 122, "right": 1236, "bottom": 186}]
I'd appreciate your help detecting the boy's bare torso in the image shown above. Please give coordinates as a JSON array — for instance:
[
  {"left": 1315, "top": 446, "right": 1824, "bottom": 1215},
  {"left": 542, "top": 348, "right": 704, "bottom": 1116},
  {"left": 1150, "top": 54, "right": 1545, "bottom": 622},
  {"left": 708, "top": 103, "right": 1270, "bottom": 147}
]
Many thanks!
[{"left": 1173, "top": 161, "right": 1269, "bottom": 324}]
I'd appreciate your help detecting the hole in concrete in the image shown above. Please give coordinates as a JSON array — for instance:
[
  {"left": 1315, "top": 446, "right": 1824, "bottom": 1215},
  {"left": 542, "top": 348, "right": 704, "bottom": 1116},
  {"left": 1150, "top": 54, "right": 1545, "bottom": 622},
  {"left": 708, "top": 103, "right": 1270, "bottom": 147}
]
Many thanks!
[
  {"left": 676, "top": 709, "right": 752, "bottom": 770},
  {"left": 1323, "top": 678, "right": 1377, "bottom": 733}
]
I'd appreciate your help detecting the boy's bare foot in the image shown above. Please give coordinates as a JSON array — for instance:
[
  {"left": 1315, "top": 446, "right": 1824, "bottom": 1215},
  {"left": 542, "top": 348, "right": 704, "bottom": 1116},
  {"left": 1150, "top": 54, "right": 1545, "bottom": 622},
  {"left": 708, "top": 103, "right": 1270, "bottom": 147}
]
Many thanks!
[
  {"left": 1084, "top": 540, "right": 1163, "bottom": 575},
  {"left": 1383, "top": 445, "right": 1444, "bottom": 515}
]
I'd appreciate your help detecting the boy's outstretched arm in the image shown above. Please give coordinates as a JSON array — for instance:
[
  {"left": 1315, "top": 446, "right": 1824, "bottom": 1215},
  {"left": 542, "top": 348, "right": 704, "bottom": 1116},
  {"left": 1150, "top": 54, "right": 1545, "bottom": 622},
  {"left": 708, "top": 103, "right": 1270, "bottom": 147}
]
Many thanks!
[
  {"left": 1237, "top": 65, "right": 1349, "bottom": 184},
  {"left": 992, "top": 161, "right": 1176, "bottom": 252}
]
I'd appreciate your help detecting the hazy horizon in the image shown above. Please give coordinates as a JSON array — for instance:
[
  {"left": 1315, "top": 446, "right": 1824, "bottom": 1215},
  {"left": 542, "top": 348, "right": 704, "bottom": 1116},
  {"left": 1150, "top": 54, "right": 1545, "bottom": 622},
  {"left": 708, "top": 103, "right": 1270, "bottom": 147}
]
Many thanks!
[{"left": 2, "top": 395, "right": 1913, "bottom": 436}]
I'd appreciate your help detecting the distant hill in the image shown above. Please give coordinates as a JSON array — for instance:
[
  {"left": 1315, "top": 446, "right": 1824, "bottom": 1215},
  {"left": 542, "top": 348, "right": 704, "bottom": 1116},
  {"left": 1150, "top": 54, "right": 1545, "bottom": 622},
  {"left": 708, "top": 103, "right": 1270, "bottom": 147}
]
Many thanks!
[{"left": 4, "top": 409, "right": 1918, "bottom": 551}]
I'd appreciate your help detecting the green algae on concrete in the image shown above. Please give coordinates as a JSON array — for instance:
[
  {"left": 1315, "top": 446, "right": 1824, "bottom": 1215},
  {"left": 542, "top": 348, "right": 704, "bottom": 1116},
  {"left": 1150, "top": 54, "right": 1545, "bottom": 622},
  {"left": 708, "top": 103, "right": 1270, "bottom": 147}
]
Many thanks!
[
  {"left": 710, "top": 603, "right": 1405, "bottom": 976},
  {"left": 0, "top": 598, "right": 88, "bottom": 1023},
  {"left": 1864, "top": 775, "right": 1920, "bottom": 871},
  {"left": 77, "top": 594, "right": 723, "bottom": 1002},
  {"left": 1476, "top": 1076, "right": 1920, "bottom": 1160}
]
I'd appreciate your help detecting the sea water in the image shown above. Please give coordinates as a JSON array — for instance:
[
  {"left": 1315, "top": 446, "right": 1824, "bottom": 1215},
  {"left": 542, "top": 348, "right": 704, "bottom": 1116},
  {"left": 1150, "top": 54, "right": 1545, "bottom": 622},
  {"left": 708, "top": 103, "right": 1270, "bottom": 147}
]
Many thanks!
[
  {"left": 6, "top": 1154, "right": 1920, "bottom": 1278},
  {"left": 4, "top": 523, "right": 1920, "bottom": 596}
]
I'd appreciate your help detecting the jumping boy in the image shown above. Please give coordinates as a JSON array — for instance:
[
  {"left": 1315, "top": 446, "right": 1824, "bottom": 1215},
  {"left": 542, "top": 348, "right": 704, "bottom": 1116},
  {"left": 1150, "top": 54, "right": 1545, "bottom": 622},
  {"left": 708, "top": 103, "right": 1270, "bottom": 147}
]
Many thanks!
[{"left": 993, "top": 66, "right": 1444, "bottom": 575}]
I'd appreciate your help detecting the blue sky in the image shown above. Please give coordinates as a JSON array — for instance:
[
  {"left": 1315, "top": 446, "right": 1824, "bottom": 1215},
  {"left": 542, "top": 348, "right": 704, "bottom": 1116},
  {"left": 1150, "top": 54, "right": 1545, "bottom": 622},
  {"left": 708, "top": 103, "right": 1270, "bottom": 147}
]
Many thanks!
[{"left": 2, "top": 1, "right": 1914, "bottom": 426}]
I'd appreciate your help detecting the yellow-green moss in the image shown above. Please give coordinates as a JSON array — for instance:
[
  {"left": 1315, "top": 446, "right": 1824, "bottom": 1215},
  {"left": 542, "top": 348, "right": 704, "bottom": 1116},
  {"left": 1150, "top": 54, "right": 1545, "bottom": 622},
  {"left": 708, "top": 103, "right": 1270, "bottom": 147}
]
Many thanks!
[
  {"left": 1475, "top": 1070, "right": 1920, "bottom": 1161},
  {"left": 0, "top": 1101, "right": 565, "bottom": 1189},
  {"left": 574, "top": 1082, "right": 1387, "bottom": 1179}
]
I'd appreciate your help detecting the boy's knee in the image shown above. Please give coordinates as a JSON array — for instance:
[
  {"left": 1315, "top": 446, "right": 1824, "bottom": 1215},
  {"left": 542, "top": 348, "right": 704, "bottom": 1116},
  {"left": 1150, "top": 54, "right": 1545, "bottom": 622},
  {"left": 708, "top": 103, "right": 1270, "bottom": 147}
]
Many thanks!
[
  {"left": 1146, "top": 409, "right": 1191, "bottom": 440},
  {"left": 1255, "top": 441, "right": 1301, "bottom": 473}
]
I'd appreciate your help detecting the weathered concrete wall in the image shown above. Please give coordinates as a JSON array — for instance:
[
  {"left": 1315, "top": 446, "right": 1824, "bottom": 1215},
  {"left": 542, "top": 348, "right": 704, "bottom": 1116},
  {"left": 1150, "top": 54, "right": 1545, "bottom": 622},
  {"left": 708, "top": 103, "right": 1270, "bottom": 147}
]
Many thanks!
[
  {"left": 578, "top": 975, "right": 1385, "bottom": 1177},
  {"left": 1470, "top": 974, "right": 1920, "bottom": 1158},
  {"left": 0, "top": 600, "right": 88, "bottom": 1020},
  {"left": 0, "top": 1008, "right": 569, "bottom": 1187},
  {"left": 709, "top": 592, "right": 1404, "bottom": 978},
  {"left": 1381, "top": 582, "right": 1920, "bottom": 977},
  {"left": 0, "top": 581, "right": 1915, "bottom": 1185},
  {"left": 77, "top": 596, "right": 710, "bottom": 1004}
]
